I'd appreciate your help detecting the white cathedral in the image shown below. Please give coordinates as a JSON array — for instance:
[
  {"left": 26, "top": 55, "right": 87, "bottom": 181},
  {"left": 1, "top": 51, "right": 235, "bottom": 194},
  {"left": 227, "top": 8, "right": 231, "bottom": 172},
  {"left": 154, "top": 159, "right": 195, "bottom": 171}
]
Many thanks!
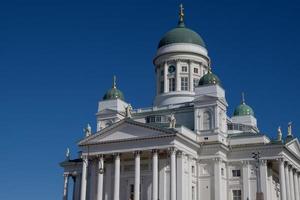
[{"left": 60, "top": 5, "right": 300, "bottom": 200}]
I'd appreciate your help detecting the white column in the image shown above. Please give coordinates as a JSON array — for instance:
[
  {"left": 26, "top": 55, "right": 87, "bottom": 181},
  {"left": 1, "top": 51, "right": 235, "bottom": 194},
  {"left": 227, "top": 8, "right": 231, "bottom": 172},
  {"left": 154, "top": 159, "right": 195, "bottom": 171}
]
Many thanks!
[
  {"left": 152, "top": 150, "right": 158, "bottom": 200},
  {"left": 80, "top": 156, "right": 88, "bottom": 200},
  {"left": 170, "top": 148, "right": 177, "bottom": 200},
  {"left": 242, "top": 161, "right": 250, "bottom": 200},
  {"left": 298, "top": 174, "right": 300, "bottom": 200},
  {"left": 259, "top": 160, "right": 268, "bottom": 200},
  {"left": 176, "top": 151, "right": 184, "bottom": 200},
  {"left": 189, "top": 61, "right": 193, "bottom": 91},
  {"left": 214, "top": 158, "right": 222, "bottom": 200},
  {"left": 279, "top": 159, "right": 287, "bottom": 200},
  {"left": 134, "top": 151, "right": 141, "bottom": 200},
  {"left": 164, "top": 62, "right": 168, "bottom": 93},
  {"left": 114, "top": 154, "right": 120, "bottom": 200},
  {"left": 97, "top": 156, "right": 104, "bottom": 200},
  {"left": 63, "top": 174, "right": 69, "bottom": 200},
  {"left": 285, "top": 163, "right": 291, "bottom": 200},
  {"left": 156, "top": 67, "right": 160, "bottom": 95},
  {"left": 294, "top": 169, "right": 299, "bottom": 200},
  {"left": 176, "top": 61, "right": 180, "bottom": 92},
  {"left": 289, "top": 166, "right": 295, "bottom": 200}
]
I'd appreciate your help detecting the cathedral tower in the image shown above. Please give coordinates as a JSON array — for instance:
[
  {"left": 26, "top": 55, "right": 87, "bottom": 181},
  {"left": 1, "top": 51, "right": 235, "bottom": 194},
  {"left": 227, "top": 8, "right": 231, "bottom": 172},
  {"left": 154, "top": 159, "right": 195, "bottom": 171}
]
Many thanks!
[{"left": 153, "top": 4, "right": 210, "bottom": 106}]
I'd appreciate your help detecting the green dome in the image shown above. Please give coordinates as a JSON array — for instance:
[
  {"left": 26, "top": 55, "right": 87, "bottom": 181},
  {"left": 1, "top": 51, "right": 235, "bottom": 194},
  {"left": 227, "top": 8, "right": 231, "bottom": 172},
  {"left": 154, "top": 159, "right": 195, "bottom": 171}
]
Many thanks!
[
  {"left": 102, "top": 76, "right": 125, "bottom": 101},
  {"left": 103, "top": 87, "right": 124, "bottom": 101},
  {"left": 198, "top": 69, "right": 221, "bottom": 86},
  {"left": 158, "top": 25, "right": 205, "bottom": 48},
  {"left": 233, "top": 103, "right": 254, "bottom": 116}
]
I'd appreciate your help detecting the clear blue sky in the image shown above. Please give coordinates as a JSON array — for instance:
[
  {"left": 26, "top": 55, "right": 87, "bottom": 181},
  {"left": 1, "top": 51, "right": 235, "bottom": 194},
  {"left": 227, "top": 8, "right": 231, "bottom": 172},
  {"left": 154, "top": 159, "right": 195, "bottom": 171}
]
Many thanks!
[{"left": 0, "top": 0, "right": 299, "bottom": 199}]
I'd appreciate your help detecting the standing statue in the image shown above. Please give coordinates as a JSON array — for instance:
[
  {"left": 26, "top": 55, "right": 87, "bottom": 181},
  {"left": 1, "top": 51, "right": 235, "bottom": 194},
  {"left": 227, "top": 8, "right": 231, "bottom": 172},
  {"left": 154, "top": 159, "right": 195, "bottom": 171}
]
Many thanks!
[
  {"left": 84, "top": 123, "right": 92, "bottom": 137},
  {"left": 169, "top": 114, "right": 176, "bottom": 128},
  {"left": 277, "top": 126, "right": 282, "bottom": 141},
  {"left": 288, "top": 122, "right": 293, "bottom": 136},
  {"left": 125, "top": 104, "right": 133, "bottom": 118},
  {"left": 65, "top": 148, "right": 70, "bottom": 160}
]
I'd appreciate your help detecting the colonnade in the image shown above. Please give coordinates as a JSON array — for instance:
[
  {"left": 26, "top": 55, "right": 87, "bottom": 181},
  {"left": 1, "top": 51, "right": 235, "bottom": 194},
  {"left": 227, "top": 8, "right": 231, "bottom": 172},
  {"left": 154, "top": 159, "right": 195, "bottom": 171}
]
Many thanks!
[
  {"left": 62, "top": 173, "right": 79, "bottom": 200},
  {"left": 64, "top": 148, "right": 178, "bottom": 200},
  {"left": 278, "top": 159, "right": 300, "bottom": 200}
]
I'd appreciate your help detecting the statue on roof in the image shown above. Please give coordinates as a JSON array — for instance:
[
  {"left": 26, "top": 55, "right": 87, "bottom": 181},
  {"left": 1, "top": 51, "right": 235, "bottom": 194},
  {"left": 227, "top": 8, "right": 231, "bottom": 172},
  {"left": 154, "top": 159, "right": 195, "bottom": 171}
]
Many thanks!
[
  {"left": 65, "top": 148, "right": 70, "bottom": 160},
  {"left": 125, "top": 104, "right": 133, "bottom": 118},
  {"left": 288, "top": 122, "right": 293, "bottom": 137},
  {"left": 84, "top": 123, "right": 92, "bottom": 137},
  {"left": 277, "top": 126, "right": 282, "bottom": 141},
  {"left": 169, "top": 113, "right": 176, "bottom": 128}
]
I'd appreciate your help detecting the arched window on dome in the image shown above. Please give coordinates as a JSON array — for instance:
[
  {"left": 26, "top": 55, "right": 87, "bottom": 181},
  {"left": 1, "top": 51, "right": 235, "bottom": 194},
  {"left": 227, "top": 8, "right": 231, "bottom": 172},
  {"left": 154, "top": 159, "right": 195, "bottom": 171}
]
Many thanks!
[{"left": 203, "top": 111, "right": 212, "bottom": 130}]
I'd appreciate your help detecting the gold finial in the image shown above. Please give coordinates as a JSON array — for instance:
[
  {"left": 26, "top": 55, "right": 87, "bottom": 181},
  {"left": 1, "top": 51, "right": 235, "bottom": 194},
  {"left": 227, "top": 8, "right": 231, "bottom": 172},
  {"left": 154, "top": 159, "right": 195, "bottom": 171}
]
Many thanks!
[
  {"left": 113, "top": 75, "right": 116, "bottom": 88},
  {"left": 179, "top": 4, "right": 184, "bottom": 23},
  {"left": 241, "top": 92, "right": 245, "bottom": 104}
]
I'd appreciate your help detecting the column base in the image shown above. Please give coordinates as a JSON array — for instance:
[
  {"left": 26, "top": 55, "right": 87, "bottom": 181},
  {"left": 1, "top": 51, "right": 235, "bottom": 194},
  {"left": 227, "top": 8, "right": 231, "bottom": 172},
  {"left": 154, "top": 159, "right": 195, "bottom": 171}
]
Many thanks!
[{"left": 256, "top": 192, "right": 264, "bottom": 200}]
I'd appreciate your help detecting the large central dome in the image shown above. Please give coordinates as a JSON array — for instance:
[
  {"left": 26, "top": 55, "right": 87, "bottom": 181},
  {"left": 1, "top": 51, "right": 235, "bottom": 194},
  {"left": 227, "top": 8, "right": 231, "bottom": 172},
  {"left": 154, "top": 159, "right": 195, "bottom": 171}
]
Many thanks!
[
  {"left": 157, "top": 9, "right": 205, "bottom": 49},
  {"left": 158, "top": 22, "right": 205, "bottom": 49}
]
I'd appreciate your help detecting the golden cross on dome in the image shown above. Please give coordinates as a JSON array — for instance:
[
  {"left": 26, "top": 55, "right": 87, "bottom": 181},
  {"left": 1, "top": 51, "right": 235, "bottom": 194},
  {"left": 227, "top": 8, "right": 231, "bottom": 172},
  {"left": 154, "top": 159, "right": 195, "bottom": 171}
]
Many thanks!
[{"left": 179, "top": 4, "right": 184, "bottom": 22}]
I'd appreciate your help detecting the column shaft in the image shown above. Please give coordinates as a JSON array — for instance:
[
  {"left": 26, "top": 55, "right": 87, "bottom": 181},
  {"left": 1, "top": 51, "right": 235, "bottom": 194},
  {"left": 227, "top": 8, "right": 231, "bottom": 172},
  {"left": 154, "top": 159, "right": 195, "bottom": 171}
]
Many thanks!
[
  {"left": 164, "top": 62, "right": 168, "bottom": 93},
  {"left": 63, "top": 174, "right": 69, "bottom": 200},
  {"left": 97, "top": 156, "right": 104, "bottom": 200},
  {"left": 279, "top": 160, "right": 287, "bottom": 200},
  {"left": 259, "top": 160, "right": 268, "bottom": 200},
  {"left": 176, "top": 61, "right": 180, "bottom": 92},
  {"left": 214, "top": 159, "right": 222, "bottom": 200},
  {"left": 285, "top": 163, "right": 291, "bottom": 200},
  {"left": 80, "top": 157, "right": 88, "bottom": 200},
  {"left": 170, "top": 149, "right": 177, "bottom": 200},
  {"left": 242, "top": 162, "right": 250, "bottom": 200},
  {"left": 189, "top": 61, "right": 193, "bottom": 91},
  {"left": 134, "top": 152, "right": 141, "bottom": 200},
  {"left": 294, "top": 170, "right": 299, "bottom": 200},
  {"left": 114, "top": 154, "right": 120, "bottom": 200},
  {"left": 152, "top": 150, "right": 158, "bottom": 200},
  {"left": 289, "top": 166, "right": 295, "bottom": 200}
]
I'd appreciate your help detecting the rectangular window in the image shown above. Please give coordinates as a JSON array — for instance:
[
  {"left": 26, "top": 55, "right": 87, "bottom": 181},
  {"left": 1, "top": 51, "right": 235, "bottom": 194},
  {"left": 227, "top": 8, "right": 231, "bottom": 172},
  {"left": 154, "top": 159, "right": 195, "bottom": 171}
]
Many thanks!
[
  {"left": 194, "top": 68, "right": 199, "bottom": 73},
  {"left": 232, "top": 169, "right": 241, "bottom": 177},
  {"left": 182, "top": 66, "right": 187, "bottom": 72},
  {"left": 181, "top": 77, "right": 188, "bottom": 91},
  {"left": 193, "top": 79, "right": 199, "bottom": 87},
  {"left": 169, "top": 78, "right": 176, "bottom": 91},
  {"left": 160, "top": 80, "right": 164, "bottom": 93},
  {"left": 232, "top": 190, "right": 241, "bottom": 200}
]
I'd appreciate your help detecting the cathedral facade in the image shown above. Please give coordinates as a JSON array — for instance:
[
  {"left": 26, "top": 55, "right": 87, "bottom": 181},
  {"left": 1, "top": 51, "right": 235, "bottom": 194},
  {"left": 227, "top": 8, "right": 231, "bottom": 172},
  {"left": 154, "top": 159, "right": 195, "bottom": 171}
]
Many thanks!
[{"left": 60, "top": 5, "right": 300, "bottom": 200}]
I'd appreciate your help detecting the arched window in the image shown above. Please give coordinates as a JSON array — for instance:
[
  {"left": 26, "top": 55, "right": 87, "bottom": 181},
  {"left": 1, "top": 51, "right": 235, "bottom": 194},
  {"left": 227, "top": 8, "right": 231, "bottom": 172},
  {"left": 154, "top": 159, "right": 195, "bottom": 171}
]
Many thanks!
[{"left": 203, "top": 111, "right": 212, "bottom": 130}]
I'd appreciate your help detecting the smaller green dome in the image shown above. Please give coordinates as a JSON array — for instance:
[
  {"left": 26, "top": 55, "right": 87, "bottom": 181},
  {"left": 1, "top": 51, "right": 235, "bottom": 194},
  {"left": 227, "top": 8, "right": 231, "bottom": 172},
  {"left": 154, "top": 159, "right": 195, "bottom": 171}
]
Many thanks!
[
  {"left": 233, "top": 94, "right": 254, "bottom": 116},
  {"left": 198, "top": 68, "right": 221, "bottom": 86},
  {"left": 233, "top": 103, "right": 254, "bottom": 116},
  {"left": 102, "top": 76, "right": 125, "bottom": 101}
]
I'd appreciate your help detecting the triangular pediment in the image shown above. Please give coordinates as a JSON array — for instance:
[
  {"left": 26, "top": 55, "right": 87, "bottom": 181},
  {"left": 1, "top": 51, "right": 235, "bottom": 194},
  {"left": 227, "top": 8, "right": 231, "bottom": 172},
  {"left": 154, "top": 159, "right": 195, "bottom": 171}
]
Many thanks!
[
  {"left": 79, "top": 119, "right": 176, "bottom": 146},
  {"left": 286, "top": 138, "right": 300, "bottom": 157}
]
